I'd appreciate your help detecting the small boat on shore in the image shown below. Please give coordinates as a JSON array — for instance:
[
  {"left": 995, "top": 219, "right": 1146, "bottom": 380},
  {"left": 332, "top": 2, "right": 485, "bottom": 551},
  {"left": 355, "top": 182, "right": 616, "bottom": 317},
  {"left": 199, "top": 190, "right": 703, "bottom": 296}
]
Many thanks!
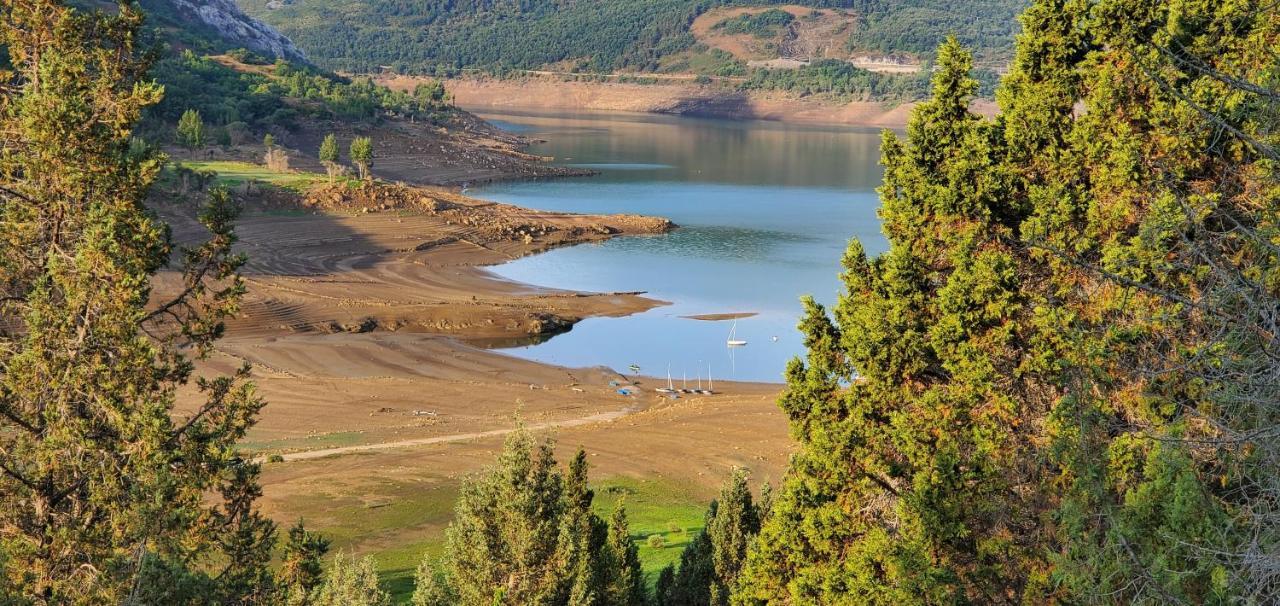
[{"left": 656, "top": 365, "right": 678, "bottom": 394}]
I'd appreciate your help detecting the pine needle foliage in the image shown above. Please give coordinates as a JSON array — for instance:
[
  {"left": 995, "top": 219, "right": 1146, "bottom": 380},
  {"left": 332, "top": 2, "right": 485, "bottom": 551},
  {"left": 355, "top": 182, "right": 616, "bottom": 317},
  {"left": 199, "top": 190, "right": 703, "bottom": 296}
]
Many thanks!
[
  {"left": 417, "top": 428, "right": 647, "bottom": 606},
  {"left": 734, "top": 1, "right": 1280, "bottom": 604},
  {"left": 0, "top": 0, "right": 270, "bottom": 601}
]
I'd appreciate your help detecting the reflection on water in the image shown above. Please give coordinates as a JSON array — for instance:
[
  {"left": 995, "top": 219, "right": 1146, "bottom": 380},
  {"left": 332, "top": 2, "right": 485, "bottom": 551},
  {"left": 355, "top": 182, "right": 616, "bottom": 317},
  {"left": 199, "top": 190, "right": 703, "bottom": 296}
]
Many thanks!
[{"left": 470, "top": 108, "right": 890, "bottom": 383}]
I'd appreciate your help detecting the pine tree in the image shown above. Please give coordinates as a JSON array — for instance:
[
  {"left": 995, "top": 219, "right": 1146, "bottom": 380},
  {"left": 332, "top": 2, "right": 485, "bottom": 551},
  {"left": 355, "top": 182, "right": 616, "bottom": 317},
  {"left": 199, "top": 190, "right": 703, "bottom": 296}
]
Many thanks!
[
  {"left": 278, "top": 521, "right": 331, "bottom": 605},
  {"left": 312, "top": 552, "right": 390, "bottom": 606},
  {"left": 0, "top": 1, "right": 266, "bottom": 601},
  {"left": 178, "top": 108, "right": 205, "bottom": 150},
  {"left": 350, "top": 136, "right": 373, "bottom": 180},
  {"left": 319, "top": 133, "right": 341, "bottom": 182}
]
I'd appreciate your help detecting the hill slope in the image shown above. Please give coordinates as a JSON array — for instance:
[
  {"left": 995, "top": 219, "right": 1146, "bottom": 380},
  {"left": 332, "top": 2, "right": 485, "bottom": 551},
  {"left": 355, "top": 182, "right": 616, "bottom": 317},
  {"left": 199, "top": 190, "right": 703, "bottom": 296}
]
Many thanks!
[{"left": 237, "top": 0, "right": 1025, "bottom": 75}]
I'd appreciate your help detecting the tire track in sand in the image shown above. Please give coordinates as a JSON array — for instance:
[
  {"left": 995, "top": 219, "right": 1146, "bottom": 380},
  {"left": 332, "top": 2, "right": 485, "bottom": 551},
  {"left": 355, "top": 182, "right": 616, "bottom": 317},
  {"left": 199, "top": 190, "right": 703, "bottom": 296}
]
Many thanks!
[{"left": 277, "top": 407, "right": 635, "bottom": 462}]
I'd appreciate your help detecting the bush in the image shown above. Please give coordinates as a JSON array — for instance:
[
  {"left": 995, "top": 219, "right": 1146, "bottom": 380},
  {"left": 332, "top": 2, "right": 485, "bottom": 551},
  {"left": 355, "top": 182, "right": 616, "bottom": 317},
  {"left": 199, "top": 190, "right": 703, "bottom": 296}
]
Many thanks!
[
  {"left": 646, "top": 534, "right": 666, "bottom": 549},
  {"left": 267, "top": 454, "right": 285, "bottom": 463}
]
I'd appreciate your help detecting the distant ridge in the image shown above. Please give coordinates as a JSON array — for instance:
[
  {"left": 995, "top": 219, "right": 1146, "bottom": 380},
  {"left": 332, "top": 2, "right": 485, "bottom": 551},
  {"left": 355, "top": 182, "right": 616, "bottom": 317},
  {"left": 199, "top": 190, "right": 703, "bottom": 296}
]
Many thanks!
[{"left": 160, "top": 0, "right": 306, "bottom": 61}]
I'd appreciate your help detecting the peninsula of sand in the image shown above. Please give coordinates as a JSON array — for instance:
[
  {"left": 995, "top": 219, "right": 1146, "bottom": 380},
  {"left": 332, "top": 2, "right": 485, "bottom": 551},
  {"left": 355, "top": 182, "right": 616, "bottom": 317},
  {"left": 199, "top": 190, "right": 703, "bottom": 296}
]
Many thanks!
[{"left": 161, "top": 136, "right": 794, "bottom": 557}]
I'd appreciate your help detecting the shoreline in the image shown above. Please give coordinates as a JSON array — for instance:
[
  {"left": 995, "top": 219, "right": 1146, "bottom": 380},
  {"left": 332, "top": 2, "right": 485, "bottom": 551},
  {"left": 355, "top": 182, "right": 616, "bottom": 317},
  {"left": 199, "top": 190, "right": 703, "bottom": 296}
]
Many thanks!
[
  {"left": 163, "top": 175, "right": 784, "bottom": 457},
  {"left": 165, "top": 134, "right": 795, "bottom": 585},
  {"left": 377, "top": 74, "right": 998, "bottom": 128}
]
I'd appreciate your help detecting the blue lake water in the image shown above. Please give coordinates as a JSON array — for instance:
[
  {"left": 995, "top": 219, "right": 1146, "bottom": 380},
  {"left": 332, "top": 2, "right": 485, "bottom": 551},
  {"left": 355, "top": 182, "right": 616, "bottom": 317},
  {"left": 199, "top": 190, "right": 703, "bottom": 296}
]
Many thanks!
[{"left": 471, "top": 109, "right": 890, "bottom": 383}]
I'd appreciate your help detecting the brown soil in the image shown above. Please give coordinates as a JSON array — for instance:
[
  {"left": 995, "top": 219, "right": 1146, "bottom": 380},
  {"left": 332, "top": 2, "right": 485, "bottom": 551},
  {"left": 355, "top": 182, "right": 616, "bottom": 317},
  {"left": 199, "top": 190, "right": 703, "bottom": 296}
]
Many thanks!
[
  {"left": 438, "top": 75, "right": 998, "bottom": 128},
  {"left": 160, "top": 179, "right": 792, "bottom": 523},
  {"left": 691, "top": 6, "right": 859, "bottom": 63},
  {"left": 282, "top": 112, "right": 591, "bottom": 187},
  {"left": 682, "top": 312, "right": 759, "bottom": 321}
]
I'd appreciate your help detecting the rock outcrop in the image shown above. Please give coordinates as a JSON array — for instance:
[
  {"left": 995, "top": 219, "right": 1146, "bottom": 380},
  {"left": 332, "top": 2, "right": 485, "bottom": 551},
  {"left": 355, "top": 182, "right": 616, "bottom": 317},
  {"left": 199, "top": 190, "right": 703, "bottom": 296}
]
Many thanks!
[{"left": 166, "top": 0, "right": 306, "bottom": 61}]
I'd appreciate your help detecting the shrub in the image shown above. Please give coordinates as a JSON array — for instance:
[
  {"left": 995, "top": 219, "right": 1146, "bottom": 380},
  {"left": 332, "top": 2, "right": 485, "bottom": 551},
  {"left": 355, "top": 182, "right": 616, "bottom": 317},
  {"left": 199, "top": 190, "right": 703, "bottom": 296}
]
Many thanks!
[{"left": 647, "top": 534, "right": 666, "bottom": 549}]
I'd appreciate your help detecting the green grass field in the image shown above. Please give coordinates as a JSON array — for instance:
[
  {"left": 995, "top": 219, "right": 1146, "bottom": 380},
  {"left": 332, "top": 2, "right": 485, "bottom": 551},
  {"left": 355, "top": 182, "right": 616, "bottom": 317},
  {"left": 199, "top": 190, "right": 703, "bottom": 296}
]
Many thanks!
[
  {"left": 274, "top": 472, "right": 706, "bottom": 603},
  {"left": 167, "top": 160, "right": 361, "bottom": 193}
]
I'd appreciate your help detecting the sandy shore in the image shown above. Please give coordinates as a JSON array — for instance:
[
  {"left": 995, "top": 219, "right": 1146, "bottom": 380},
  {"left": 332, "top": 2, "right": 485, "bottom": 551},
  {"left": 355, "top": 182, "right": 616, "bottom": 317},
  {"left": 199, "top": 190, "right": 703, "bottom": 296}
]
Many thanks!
[
  {"left": 160, "top": 175, "right": 792, "bottom": 553},
  {"left": 383, "top": 75, "right": 998, "bottom": 128}
]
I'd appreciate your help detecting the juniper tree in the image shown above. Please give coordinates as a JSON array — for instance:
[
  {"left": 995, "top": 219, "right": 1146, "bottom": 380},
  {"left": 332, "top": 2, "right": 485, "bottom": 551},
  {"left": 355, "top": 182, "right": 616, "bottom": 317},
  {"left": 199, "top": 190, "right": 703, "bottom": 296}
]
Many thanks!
[
  {"left": 278, "top": 521, "right": 331, "bottom": 605},
  {"left": 734, "top": 1, "right": 1280, "bottom": 604},
  {"left": 312, "top": 552, "right": 390, "bottom": 606},
  {"left": 439, "top": 429, "right": 575, "bottom": 605},
  {"left": 664, "top": 472, "right": 761, "bottom": 606},
  {"left": 0, "top": 0, "right": 267, "bottom": 601},
  {"left": 735, "top": 39, "right": 1042, "bottom": 604},
  {"left": 1004, "top": 0, "right": 1280, "bottom": 601}
]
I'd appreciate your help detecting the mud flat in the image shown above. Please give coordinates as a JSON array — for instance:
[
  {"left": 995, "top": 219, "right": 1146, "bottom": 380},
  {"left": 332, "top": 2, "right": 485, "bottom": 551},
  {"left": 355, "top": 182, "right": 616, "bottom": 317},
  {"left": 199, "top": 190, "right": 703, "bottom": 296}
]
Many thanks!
[{"left": 161, "top": 177, "right": 791, "bottom": 501}]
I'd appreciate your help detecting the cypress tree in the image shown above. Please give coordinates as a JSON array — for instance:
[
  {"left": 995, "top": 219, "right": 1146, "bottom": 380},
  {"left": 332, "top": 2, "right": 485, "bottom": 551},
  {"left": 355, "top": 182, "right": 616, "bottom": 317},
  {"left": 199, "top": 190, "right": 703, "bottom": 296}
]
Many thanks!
[
  {"left": 0, "top": 0, "right": 266, "bottom": 600},
  {"left": 601, "top": 504, "right": 645, "bottom": 606},
  {"left": 666, "top": 502, "right": 717, "bottom": 606},
  {"left": 706, "top": 471, "right": 759, "bottom": 604}
]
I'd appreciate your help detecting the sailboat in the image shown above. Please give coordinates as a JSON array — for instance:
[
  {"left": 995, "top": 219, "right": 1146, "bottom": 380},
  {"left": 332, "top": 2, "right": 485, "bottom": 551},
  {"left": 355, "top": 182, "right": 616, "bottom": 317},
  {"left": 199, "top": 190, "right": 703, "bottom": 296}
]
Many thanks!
[
  {"left": 656, "top": 365, "right": 677, "bottom": 394},
  {"left": 727, "top": 320, "right": 748, "bottom": 347}
]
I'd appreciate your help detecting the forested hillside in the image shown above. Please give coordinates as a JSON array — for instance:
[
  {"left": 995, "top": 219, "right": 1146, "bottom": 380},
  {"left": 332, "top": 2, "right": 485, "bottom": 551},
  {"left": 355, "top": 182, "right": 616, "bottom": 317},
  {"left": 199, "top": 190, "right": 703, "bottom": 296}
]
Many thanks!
[{"left": 237, "top": 0, "right": 1025, "bottom": 74}]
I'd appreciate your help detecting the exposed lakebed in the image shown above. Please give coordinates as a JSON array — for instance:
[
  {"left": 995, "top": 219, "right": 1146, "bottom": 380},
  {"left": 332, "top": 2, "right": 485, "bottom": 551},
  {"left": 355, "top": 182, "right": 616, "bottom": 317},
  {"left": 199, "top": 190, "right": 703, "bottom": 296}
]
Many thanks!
[{"left": 472, "top": 109, "right": 889, "bottom": 383}]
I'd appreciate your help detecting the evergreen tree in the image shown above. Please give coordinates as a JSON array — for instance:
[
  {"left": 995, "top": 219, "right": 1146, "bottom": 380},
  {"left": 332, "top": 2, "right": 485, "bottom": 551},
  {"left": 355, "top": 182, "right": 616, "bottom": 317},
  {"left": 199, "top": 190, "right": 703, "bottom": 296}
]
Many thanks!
[
  {"left": 562, "top": 450, "right": 606, "bottom": 606},
  {"left": 319, "top": 133, "right": 341, "bottom": 182},
  {"left": 178, "top": 108, "right": 205, "bottom": 149},
  {"left": 734, "top": 1, "right": 1280, "bottom": 603},
  {"left": 666, "top": 472, "right": 762, "bottom": 606},
  {"left": 350, "top": 136, "right": 373, "bottom": 180},
  {"left": 601, "top": 504, "right": 645, "bottom": 606},
  {"left": 706, "top": 471, "right": 759, "bottom": 604},
  {"left": 667, "top": 502, "right": 716, "bottom": 606},
  {"left": 737, "top": 38, "right": 1035, "bottom": 605},
  {"left": 440, "top": 428, "right": 574, "bottom": 605},
  {"left": 0, "top": 0, "right": 266, "bottom": 601},
  {"left": 411, "top": 558, "right": 458, "bottom": 606},
  {"left": 278, "top": 521, "right": 331, "bottom": 605},
  {"left": 312, "top": 552, "right": 390, "bottom": 606},
  {"left": 653, "top": 565, "right": 675, "bottom": 606},
  {"left": 1005, "top": 0, "right": 1280, "bottom": 601}
]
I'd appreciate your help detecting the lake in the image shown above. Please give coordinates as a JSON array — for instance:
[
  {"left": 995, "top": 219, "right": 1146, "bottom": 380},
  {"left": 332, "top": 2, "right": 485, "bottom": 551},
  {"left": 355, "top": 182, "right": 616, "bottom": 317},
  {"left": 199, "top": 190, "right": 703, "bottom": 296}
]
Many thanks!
[{"left": 471, "top": 109, "right": 890, "bottom": 383}]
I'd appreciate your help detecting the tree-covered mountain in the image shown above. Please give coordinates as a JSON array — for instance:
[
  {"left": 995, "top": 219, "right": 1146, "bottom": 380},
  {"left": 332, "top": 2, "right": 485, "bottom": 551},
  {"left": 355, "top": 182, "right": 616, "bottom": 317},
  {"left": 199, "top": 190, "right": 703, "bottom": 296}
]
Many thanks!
[{"left": 235, "top": 0, "right": 1025, "bottom": 75}]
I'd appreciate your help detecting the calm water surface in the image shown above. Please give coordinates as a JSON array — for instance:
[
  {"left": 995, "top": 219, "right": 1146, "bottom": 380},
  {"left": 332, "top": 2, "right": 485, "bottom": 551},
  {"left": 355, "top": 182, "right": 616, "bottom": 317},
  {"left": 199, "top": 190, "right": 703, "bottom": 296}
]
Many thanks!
[{"left": 471, "top": 109, "right": 890, "bottom": 383}]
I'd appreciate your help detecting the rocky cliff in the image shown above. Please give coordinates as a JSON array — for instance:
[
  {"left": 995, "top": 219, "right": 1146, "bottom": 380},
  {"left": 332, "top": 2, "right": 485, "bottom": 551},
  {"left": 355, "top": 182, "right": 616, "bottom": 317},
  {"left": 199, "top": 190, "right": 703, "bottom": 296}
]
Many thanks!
[{"left": 166, "top": 0, "right": 305, "bottom": 61}]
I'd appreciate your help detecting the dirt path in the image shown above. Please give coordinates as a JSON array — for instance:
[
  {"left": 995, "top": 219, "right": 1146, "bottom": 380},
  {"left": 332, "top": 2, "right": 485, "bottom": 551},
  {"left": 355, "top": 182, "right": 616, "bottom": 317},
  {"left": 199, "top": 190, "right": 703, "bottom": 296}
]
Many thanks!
[{"left": 278, "top": 407, "right": 636, "bottom": 461}]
